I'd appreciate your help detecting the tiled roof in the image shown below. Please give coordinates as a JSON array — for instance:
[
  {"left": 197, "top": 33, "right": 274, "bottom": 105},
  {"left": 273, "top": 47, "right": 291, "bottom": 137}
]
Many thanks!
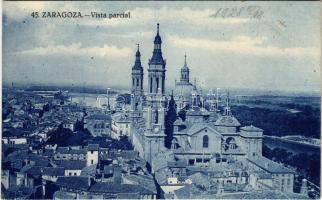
[
  {"left": 2, "top": 185, "right": 33, "bottom": 199},
  {"left": 167, "top": 159, "right": 187, "bottom": 168},
  {"left": 188, "top": 172, "right": 213, "bottom": 187},
  {"left": 53, "top": 191, "right": 76, "bottom": 199},
  {"left": 89, "top": 182, "right": 155, "bottom": 195},
  {"left": 257, "top": 172, "right": 273, "bottom": 179},
  {"left": 117, "top": 193, "right": 140, "bottom": 199},
  {"left": 88, "top": 144, "right": 99, "bottom": 151},
  {"left": 247, "top": 156, "right": 295, "bottom": 174},
  {"left": 21, "top": 165, "right": 43, "bottom": 176},
  {"left": 186, "top": 123, "right": 220, "bottom": 137},
  {"left": 186, "top": 109, "right": 210, "bottom": 116},
  {"left": 43, "top": 167, "right": 65, "bottom": 176},
  {"left": 174, "top": 183, "right": 217, "bottom": 199},
  {"left": 220, "top": 189, "right": 310, "bottom": 199},
  {"left": 86, "top": 114, "right": 111, "bottom": 120},
  {"left": 56, "top": 147, "right": 87, "bottom": 154},
  {"left": 124, "top": 174, "right": 157, "bottom": 194},
  {"left": 215, "top": 115, "right": 241, "bottom": 127},
  {"left": 112, "top": 113, "right": 130, "bottom": 123},
  {"left": 5, "top": 150, "right": 50, "bottom": 169},
  {"left": 240, "top": 125, "right": 263, "bottom": 132},
  {"left": 56, "top": 176, "right": 90, "bottom": 190},
  {"left": 56, "top": 160, "right": 86, "bottom": 170}
]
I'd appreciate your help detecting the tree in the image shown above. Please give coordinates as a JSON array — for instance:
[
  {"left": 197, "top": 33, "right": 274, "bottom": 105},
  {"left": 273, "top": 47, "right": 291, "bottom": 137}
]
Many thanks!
[
  {"left": 74, "top": 119, "right": 84, "bottom": 131},
  {"left": 164, "top": 93, "right": 177, "bottom": 148},
  {"left": 43, "top": 103, "right": 50, "bottom": 112},
  {"left": 46, "top": 127, "right": 92, "bottom": 146}
]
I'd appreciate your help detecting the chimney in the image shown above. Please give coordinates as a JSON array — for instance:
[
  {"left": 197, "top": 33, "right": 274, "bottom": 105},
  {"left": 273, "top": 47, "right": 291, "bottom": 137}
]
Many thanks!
[{"left": 88, "top": 176, "right": 93, "bottom": 187}]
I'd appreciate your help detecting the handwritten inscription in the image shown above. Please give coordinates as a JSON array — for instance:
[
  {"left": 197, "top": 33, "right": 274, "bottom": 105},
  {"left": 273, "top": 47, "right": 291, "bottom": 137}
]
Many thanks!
[{"left": 210, "top": 6, "right": 264, "bottom": 20}]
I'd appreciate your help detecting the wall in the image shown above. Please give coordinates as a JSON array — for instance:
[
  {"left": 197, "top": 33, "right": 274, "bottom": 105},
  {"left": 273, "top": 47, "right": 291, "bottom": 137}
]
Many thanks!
[
  {"left": 64, "top": 170, "right": 82, "bottom": 177},
  {"left": 86, "top": 150, "right": 99, "bottom": 166},
  {"left": 188, "top": 128, "right": 221, "bottom": 154}
]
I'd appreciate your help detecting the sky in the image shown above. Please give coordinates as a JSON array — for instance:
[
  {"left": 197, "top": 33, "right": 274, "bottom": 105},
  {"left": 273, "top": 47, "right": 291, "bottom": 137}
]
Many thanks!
[{"left": 2, "top": 1, "right": 321, "bottom": 93}]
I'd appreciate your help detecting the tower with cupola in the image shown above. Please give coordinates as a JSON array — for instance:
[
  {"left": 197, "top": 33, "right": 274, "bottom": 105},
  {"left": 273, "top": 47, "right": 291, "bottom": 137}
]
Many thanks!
[
  {"left": 131, "top": 44, "right": 144, "bottom": 117},
  {"left": 180, "top": 54, "right": 190, "bottom": 83},
  {"left": 144, "top": 24, "right": 167, "bottom": 165}
]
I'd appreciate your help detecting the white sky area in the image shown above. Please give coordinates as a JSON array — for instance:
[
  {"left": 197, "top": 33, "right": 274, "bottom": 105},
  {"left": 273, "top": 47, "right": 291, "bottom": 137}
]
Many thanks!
[{"left": 2, "top": 1, "right": 321, "bottom": 93}]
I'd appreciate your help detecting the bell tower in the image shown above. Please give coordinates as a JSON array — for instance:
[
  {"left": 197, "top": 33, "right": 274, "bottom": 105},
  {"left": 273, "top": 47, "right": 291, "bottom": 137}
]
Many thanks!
[
  {"left": 147, "top": 23, "right": 166, "bottom": 94},
  {"left": 131, "top": 43, "right": 144, "bottom": 96},
  {"left": 130, "top": 44, "right": 144, "bottom": 118},
  {"left": 144, "top": 24, "right": 167, "bottom": 165}
]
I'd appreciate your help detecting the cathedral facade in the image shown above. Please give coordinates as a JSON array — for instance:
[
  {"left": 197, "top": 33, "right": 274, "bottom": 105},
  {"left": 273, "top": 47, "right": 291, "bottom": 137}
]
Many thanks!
[
  {"left": 130, "top": 24, "right": 263, "bottom": 169},
  {"left": 130, "top": 24, "right": 168, "bottom": 164}
]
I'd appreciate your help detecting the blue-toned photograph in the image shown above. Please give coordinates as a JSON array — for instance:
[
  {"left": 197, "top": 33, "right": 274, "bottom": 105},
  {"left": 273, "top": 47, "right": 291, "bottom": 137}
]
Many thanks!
[{"left": 2, "top": 1, "right": 321, "bottom": 199}]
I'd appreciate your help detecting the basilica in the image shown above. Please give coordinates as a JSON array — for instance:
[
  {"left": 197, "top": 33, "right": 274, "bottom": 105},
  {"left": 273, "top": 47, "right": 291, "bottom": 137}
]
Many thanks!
[{"left": 129, "top": 23, "right": 264, "bottom": 168}]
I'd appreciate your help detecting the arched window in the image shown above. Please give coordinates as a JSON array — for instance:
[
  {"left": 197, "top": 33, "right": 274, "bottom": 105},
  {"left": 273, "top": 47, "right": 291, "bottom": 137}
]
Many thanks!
[
  {"left": 203, "top": 135, "right": 209, "bottom": 148},
  {"left": 154, "top": 110, "right": 158, "bottom": 124},
  {"left": 156, "top": 77, "right": 159, "bottom": 90},
  {"left": 150, "top": 77, "right": 153, "bottom": 93}
]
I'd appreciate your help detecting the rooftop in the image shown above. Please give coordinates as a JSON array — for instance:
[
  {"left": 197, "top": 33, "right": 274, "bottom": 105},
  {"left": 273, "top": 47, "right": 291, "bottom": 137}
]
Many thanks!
[
  {"left": 220, "top": 189, "right": 310, "bottom": 199},
  {"left": 56, "top": 176, "right": 90, "bottom": 190},
  {"left": 240, "top": 125, "right": 263, "bottom": 132},
  {"left": 55, "top": 160, "right": 86, "bottom": 170},
  {"left": 42, "top": 167, "right": 65, "bottom": 176},
  {"left": 85, "top": 114, "right": 111, "bottom": 120},
  {"left": 247, "top": 156, "right": 295, "bottom": 174},
  {"left": 88, "top": 144, "right": 100, "bottom": 151},
  {"left": 89, "top": 182, "right": 156, "bottom": 195},
  {"left": 215, "top": 115, "right": 241, "bottom": 127}
]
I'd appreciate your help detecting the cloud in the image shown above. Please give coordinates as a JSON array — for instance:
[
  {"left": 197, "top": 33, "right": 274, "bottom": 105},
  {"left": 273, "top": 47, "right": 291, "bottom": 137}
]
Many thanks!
[
  {"left": 3, "top": 2, "right": 47, "bottom": 21},
  {"left": 169, "top": 35, "right": 320, "bottom": 58},
  {"left": 15, "top": 43, "right": 132, "bottom": 58}
]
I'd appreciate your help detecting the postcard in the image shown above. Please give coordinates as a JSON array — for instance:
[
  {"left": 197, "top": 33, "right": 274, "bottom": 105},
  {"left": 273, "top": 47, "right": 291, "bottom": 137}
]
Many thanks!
[{"left": 2, "top": 1, "right": 321, "bottom": 199}]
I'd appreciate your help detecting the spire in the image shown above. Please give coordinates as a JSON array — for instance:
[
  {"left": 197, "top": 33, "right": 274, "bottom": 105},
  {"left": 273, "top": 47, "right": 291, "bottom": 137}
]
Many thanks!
[
  {"left": 184, "top": 54, "right": 187, "bottom": 65},
  {"left": 133, "top": 43, "right": 142, "bottom": 70},
  {"left": 157, "top": 23, "right": 160, "bottom": 35},
  {"left": 154, "top": 23, "right": 162, "bottom": 45},
  {"left": 135, "top": 43, "right": 141, "bottom": 57}
]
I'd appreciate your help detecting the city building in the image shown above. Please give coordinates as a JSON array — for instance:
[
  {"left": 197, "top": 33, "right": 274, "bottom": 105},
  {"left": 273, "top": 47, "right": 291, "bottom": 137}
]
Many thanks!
[
  {"left": 129, "top": 23, "right": 298, "bottom": 197},
  {"left": 111, "top": 112, "right": 131, "bottom": 139},
  {"left": 84, "top": 114, "right": 111, "bottom": 137}
]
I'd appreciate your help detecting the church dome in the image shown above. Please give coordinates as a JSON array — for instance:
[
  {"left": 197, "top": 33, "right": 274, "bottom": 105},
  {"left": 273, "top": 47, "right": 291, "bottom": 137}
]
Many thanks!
[
  {"left": 214, "top": 115, "right": 241, "bottom": 127},
  {"left": 174, "top": 82, "right": 194, "bottom": 98}
]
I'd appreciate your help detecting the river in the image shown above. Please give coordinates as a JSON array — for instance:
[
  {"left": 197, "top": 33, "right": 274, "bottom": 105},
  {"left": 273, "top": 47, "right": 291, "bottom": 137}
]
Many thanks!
[{"left": 263, "top": 136, "right": 320, "bottom": 155}]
